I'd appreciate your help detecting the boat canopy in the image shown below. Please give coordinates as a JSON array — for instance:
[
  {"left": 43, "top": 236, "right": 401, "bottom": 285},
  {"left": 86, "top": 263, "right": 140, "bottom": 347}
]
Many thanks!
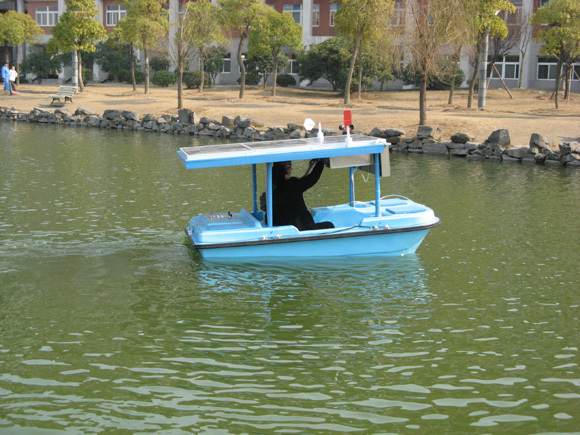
[
  {"left": 177, "top": 134, "right": 387, "bottom": 170},
  {"left": 178, "top": 134, "right": 390, "bottom": 225}
]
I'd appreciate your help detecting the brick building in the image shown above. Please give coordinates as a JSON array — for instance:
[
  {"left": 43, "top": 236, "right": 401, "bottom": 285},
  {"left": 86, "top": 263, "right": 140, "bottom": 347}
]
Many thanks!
[{"left": 1, "top": 0, "right": 578, "bottom": 92}]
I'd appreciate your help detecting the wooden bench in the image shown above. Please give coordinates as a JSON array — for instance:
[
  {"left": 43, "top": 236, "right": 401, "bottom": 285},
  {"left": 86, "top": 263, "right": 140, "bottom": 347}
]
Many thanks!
[{"left": 49, "top": 86, "right": 77, "bottom": 105}]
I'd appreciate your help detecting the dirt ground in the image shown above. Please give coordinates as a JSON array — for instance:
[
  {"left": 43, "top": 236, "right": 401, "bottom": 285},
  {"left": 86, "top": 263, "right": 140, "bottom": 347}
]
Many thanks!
[{"left": 2, "top": 82, "right": 579, "bottom": 146}]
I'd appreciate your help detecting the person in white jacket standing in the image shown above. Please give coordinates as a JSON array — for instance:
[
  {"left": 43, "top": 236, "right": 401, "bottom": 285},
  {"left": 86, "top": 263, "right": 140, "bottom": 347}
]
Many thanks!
[{"left": 9, "top": 66, "right": 17, "bottom": 93}]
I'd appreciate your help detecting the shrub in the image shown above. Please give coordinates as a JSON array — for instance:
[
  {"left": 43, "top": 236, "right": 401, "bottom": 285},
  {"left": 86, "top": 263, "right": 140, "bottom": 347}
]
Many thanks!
[
  {"left": 276, "top": 74, "right": 296, "bottom": 87},
  {"left": 183, "top": 71, "right": 211, "bottom": 89},
  {"left": 152, "top": 70, "right": 176, "bottom": 87},
  {"left": 204, "top": 46, "right": 226, "bottom": 84},
  {"left": 349, "top": 76, "right": 375, "bottom": 93},
  {"left": 296, "top": 36, "right": 352, "bottom": 91},
  {"left": 19, "top": 46, "right": 62, "bottom": 84},
  {"left": 400, "top": 58, "right": 465, "bottom": 90},
  {"left": 150, "top": 57, "right": 170, "bottom": 72},
  {"left": 237, "top": 72, "right": 261, "bottom": 86},
  {"left": 118, "top": 69, "right": 146, "bottom": 84},
  {"left": 82, "top": 68, "right": 93, "bottom": 83},
  {"left": 94, "top": 43, "right": 135, "bottom": 82}
]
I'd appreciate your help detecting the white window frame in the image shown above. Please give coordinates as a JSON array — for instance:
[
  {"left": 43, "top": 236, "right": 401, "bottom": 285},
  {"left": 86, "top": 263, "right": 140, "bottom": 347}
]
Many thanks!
[
  {"left": 283, "top": 4, "right": 302, "bottom": 25},
  {"left": 571, "top": 64, "right": 579, "bottom": 81},
  {"left": 537, "top": 57, "right": 559, "bottom": 80},
  {"left": 35, "top": 6, "right": 59, "bottom": 27},
  {"left": 329, "top": 3, "right": 339, "bottom": 27},
  {"left": 392, "top": 2, "right": 405, "bottom": 26},
  {"left": 282, "top": 55, "right": 299, "bottom": 75},
  {"left": 312, "top": 4, "right": 320, "bottom": 27},
  {"left": 490, "top": 55, "right": 520, "bottom": 80},
  {"left": 106, "top": 4, "right": 127, "bottom": 26},
  {"left": 506, "top": 6, "right": 522, "bottom": 25},
  {"left": 223, "top": 53, "right": 231, "bottom": 74}
]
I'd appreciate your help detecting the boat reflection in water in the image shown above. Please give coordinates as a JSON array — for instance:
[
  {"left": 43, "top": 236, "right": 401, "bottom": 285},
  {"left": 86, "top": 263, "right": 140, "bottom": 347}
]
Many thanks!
[{"left": 188, "top": 254, "right": 433, "bottom": 326}]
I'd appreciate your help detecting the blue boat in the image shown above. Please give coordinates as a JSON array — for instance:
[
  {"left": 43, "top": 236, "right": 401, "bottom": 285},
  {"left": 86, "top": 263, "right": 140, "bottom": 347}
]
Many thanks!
[{"left": 177, "top": 131, "right": 440, "bottom": 259}]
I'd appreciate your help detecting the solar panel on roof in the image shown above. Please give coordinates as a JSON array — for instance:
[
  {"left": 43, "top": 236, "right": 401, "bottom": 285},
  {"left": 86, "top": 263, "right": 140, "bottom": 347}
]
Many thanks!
[{"left": 177, "top": 134, "right": 388, "bottom": 169}]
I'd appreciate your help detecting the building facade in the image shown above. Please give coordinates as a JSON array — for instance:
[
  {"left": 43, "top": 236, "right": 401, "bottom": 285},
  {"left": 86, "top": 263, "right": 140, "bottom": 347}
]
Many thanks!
[{"left": 1, "top": 0, "right": 578, "bottom": 92}]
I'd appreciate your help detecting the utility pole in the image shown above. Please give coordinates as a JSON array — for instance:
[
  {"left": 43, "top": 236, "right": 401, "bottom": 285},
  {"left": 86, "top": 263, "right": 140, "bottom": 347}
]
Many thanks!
[{"left": 478, "top": 31, "right": 489, "bottom": 109}]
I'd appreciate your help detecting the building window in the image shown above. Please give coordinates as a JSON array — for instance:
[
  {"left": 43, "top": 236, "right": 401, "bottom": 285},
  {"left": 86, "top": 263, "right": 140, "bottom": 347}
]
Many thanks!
[
  {"left": 490, "top": 55, "right": 520, "bottom": 80},
  {"left": 312, "top": 4, "right": 320, "bottom": 27},
  {"left": 282, "top": 55, "right": 299, "bottom": 75},
  {"left": 35, "top": 6, "right": 59, "bottom": 27},
  {"left": 329, "top": 3, "right": 339, "bottom": 27},
  {"left": 283, "top": 4, "right": 302, "bottom": 25},
  {"left": 572, "top": 64, "right": 580, "bottom": 81},
  {"left": 223, "top": 53, "right": 231, "bottom": 73},
  {"left": 106, "top": 5, "right": 127, "bottom": 26},
  {"left": 507, "top": 7, "right": 522, "bottom": 25},
  {"left": 392, "top": 2, "right": 405, "bottom": 26},
  {"left": 537, "top": 56, "right": 558, "bottom": 80}
]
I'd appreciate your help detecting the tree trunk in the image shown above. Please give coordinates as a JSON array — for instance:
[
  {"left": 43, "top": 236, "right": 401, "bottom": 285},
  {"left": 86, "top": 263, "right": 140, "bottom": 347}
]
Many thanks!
[
  {"left": 237, "top": 37, "right": 246, "bottom": 99},
  {"left": 419, "top": 74, "right": 427, "bottom": 125},
  {"left": 554, "top": 59, "right": 562, "bottom": 109},
  {"left": 448, "top": 72, "right": 456, "bottom": 105},
  {"left": 467, "top": 56, "right": 479, "bottom": 109},
  {"left": 344, "top": 34, "right": 361, "bottom": 105},
  {"left": 199, "top": 51, "right": 205, "bottom": 94},
  {"left": 15, "top": 50, "right": 20, "bottom": 86},
  {"left": 564, "top": 63, "right": 571, "bottom": 102},
  {"left": 78, "top": 51, "right": 84, "bottom": 92},
  {"left": 357, "top": 49, "right": 362, "bottom": 99},
  {"left": 144, "top": 46, "right": 150, "bottom": 95},
  {"left": 177, "top": 41, "right": 183, "bottom": 109},
  {"left": 130, "top": 45, "right": 137, "bottom": 92},
  {"left": 518, "top": 50, "right": 526, "bottom": 89},
  {"left": 271, "top": 50, "right": 278, "bottom": 97}
]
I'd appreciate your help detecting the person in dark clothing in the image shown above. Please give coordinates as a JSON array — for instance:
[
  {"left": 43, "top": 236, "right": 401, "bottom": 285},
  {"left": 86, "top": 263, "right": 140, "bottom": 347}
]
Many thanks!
[{"left": 271, "top": 160, "right": 334, "bottom": 231}]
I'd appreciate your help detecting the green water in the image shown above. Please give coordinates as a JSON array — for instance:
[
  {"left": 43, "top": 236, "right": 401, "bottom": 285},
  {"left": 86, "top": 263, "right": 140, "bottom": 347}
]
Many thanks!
[{"left": 1, "top": 123, "right": 579, "bottom": 433}]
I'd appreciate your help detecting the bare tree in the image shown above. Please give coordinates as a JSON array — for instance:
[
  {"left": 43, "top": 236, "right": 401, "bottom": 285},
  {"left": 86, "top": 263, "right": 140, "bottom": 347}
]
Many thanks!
[
  {"left": 404, "top": 0, "right": 467, "bottom": 125},
  {"left": 531, "top": 0, "right": 580, "bottom": 108},
  {"left": 334, "top": 0, "right": 394, "bottom": 105},
  {"left": 447, "top": 43, "right": 462, "bottom": 105},
  {"left": 220, "top": 0, "right": 270, "bottom": 99},
  {"left": 465, "top": 0, "right": 515, "bottom": 109}
]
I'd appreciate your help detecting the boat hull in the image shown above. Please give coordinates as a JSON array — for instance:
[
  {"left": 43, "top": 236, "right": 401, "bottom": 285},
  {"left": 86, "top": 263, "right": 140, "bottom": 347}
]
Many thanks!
[{"left": 185, "top": 197, "right": 440, "bottom": 259}]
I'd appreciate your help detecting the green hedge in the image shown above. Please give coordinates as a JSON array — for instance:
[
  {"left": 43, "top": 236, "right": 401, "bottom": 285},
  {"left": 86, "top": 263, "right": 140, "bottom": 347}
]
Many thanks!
[
  {"left": 183, "top": 71, "right": 211, "bottom": 89},
  {"left": 276, "top": 74, "right": 296, "bottom": 87},
  {"left": 152, "top": 70, "right": 176, "bottom": 87},
  {"left": 118, "top": 69, "right": 146, "bottom": 84}
]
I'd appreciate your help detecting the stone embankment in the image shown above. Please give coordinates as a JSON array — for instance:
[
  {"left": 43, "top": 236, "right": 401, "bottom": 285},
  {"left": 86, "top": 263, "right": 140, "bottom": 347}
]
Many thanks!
[
  {"left": 370, "top": 125, "right": 580, "bottom": 169},
  {"left": 1, "top": 105, "right": 579, "bottom": 169}
]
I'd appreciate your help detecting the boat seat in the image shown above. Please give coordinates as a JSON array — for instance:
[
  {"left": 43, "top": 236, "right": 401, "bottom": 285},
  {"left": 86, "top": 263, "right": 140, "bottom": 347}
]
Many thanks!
[
  {"left": 384, "top": 203, "right": 428, "bottom": 214},
  {"left": 202, "top": 209, "right": 261, "bottom": 230}
]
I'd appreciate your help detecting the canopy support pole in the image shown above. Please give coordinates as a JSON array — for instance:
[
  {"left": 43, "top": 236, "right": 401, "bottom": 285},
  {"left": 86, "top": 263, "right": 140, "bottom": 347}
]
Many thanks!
[
  {"left": 252, "top": 164, "right": 258, "bottom": 215},
  {"left": 266, "top": 163, "right": 273, "bottom": 227},
  {"left": 349, "top": 167, "right": 355, "bottom": 205},
  {"left": 374, "top": 153, "right": 382, "bottom": 217}
]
